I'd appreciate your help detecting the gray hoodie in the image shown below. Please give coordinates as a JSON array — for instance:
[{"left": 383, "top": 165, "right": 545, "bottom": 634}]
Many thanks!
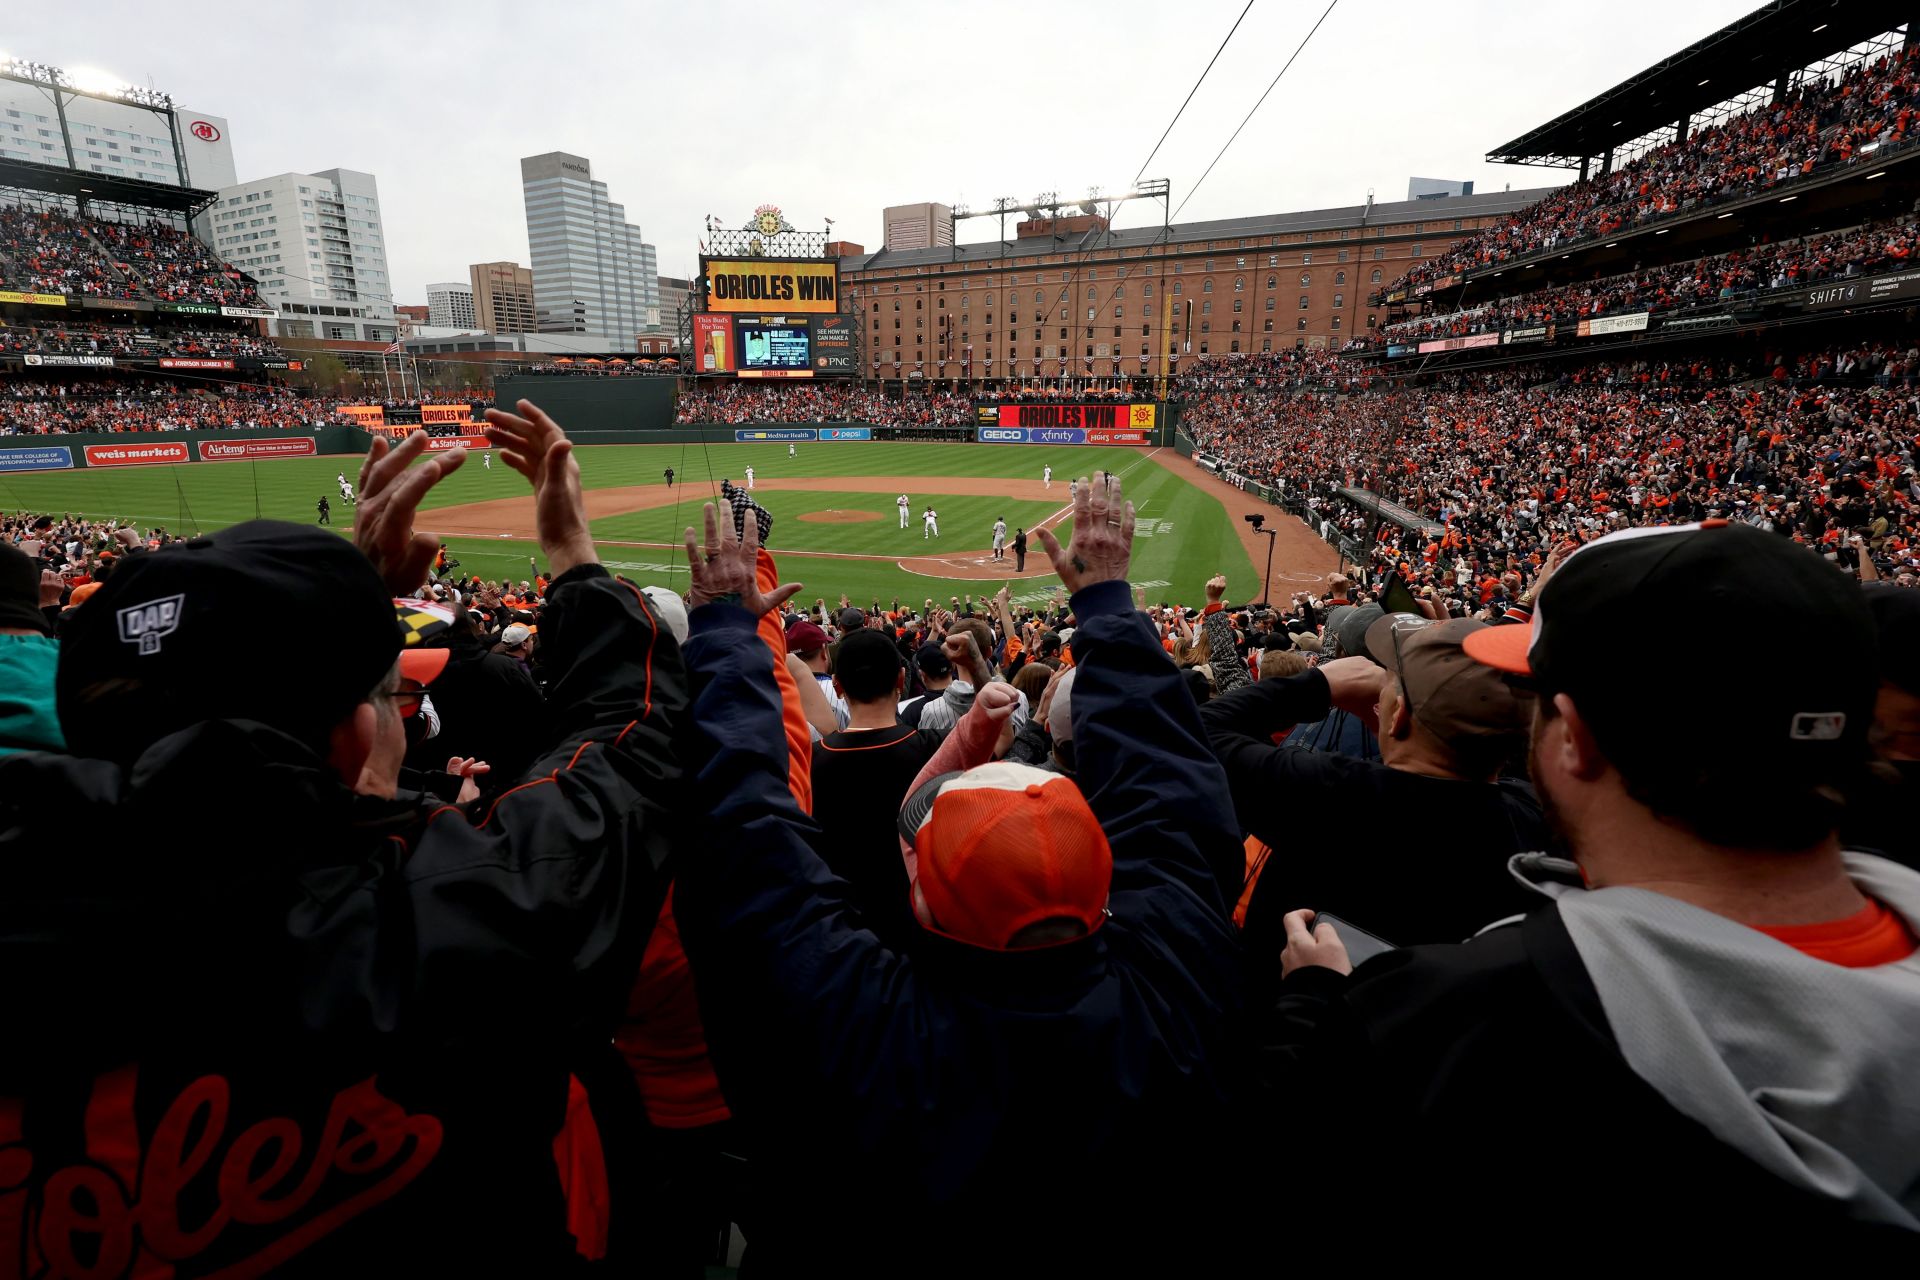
[{"left": 1512, "top": 851, "right": 1920, "bottom": 1231}]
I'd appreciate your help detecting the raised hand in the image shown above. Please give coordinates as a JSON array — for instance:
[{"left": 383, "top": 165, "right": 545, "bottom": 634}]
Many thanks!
[
  {"left": 684, "top": 501, "right": 802, "bottom": 616},
  {"left": 483, "top": 401, "right": 594, "bottom": 579},
  {"left": 1205, "top": 574, "right": 1227, "bottom": 604},
  {"left": 1035, "top": 473, "right": 1134, "bottom": 594},
  {"left": 354, "top": 430, "right": 467, "bottom": 596}
]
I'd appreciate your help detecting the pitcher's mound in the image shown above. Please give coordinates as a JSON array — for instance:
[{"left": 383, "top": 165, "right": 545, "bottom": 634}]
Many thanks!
[{"left": 799, "top": 509, "right": 882, "bottom": 524}]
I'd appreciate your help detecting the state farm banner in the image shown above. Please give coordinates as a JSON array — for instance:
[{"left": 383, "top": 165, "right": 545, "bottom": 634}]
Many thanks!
[
  {"left": 158, "top": 358, "right": 236, "bottom": 370},
  {"left": 420, "top": 404, "right": 479, "bottom": 425},
  {"left": 1576, "top": 312, "right": 1650, "bottom": 337},
  {"left": 424, "top": 435, "right": 490, "bottom": 451},
  {"left": 197, "top": 437, "right": 317, "bottom": 462},
  {"left": 84, "top": 442, "right": 191, "bottom": 467},
  {"left": 24, "top": 353, "right": 116, "bottom": 368},
  {"left": 336, "top": 405, "right": 387, "bottom": 426}
]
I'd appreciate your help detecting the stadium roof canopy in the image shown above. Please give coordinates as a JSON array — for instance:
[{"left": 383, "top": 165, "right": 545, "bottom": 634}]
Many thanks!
[
  {"left": 1487, "top": 0, "right": 1913, "bottom": 168},
  {"left": 0, "top": 155, "right": 216, "bottom": 217}
]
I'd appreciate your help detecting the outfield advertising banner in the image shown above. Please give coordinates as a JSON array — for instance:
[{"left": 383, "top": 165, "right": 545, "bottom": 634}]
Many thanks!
[
  {"left": 733, "top": 428, "right": 817, "bottom": 442},
  {"left": 812, "top": 315, "right": 856, "bottom": 373},
  {"left": 84, "top": 442, "right": 192, "bottom": 467},
  {"left": 694, "top": 314, "right": 735, "bottom": 373},
  {"left": 0, "top": 290, "right": 66, "bottom": 306},
  {"left": 198, "top": 437, "right": 317, "bottom": 462},
  {"left": 337, "top": 405, "right": 387, "bottom": 425},
  {"left": 420, "top": 404, "right": 479, "bottom": 424},
  {"left": 819, "top": 427, "right": 872, "bottom": 440},
  {"left": 424, "top": 435, "right": 490, "bottom": 452},
  {"left": 983, "top": 403, "right": 1157, "bottom": 431},
  {"left": 0, "top": 446, "right": 74, "bottom": 472},
  {"left": 979, "top": 427, "right": 1089, "bottom": 445},
  {"left": 1086, "top": 429, "right": 1150, "bottom": 445}
]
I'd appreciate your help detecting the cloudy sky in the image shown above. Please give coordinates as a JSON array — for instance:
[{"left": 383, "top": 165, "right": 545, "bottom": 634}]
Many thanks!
[{"left": 12, "top": 0, "right": 1758, "bottom": 302}]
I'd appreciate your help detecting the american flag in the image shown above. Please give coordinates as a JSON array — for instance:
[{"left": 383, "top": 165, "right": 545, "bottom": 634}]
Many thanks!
[{"left": 384, "top": 341, "right": 403, "bottom": 354}]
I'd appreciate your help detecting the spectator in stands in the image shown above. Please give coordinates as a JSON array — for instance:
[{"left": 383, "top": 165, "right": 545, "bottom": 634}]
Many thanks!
[
  {"left": 811, "top": 628, "right": 942, "bottom": 946},
  {"left": 0, "top": 420, "right": 687, "bottom": 1273},
  {"left": 0, "top": 542, "right": 63, "bottom": 756},
  {"left": 1203, "top": 612, "right": 1543, "bottom": 965},
  {"left": 1262, "top": 522, "right": 1920, "bottom": 1254}
]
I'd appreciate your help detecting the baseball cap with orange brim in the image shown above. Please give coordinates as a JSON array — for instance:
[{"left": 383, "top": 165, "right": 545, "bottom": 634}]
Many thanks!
[{"left": 897, "top": 761, "right": 1111, "bottom": 951}]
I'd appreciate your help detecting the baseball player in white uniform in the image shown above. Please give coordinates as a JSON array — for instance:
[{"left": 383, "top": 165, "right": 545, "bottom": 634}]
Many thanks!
[
  {"left": 1043, "top": 464, "right": 1053, "bottom": 489},
  {"left": 789, "top": 442, "right": 796, "bottom": 459},
  {"left": 337, "top": 473, "right": 355, "bottom": 505},
  {"left": 483, "top": 450, "right": 492, "bottom": 471},
  {"left": 923, "top": 507, "right": 940, "bottom": 539},
  {"left": 992, "top": 518, "right": 1008, "bottom": 561},
  {"left": 1069, "top": 477, "right": 1079, "bottom": 502},
  {"left": 897, "top": 494, "right": 911, "bottom": 528},
  {"left": 745, "top": 465, "right": 755, "bottom": 490}
]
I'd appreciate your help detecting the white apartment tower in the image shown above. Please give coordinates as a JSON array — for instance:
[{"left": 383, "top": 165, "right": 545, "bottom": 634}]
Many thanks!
[
  {"left": 520, "top": 152, "right": 660, "bottom": 345},
  {"left": 208, "top": 168, "right": 396, "bottom": 341},
  {"left": 426, "top": 281, "right": 477, "bottom": 329}
]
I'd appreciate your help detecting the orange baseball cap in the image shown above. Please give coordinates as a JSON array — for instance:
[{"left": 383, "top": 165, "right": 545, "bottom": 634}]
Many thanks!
[{"left": 898, "top": 761, "right": 1111, "bottom": 951}]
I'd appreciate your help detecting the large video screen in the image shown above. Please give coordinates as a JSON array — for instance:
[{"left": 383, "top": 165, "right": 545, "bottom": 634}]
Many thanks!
[{"left": 737, "top": 321, "right": 812, "bottom": 377}]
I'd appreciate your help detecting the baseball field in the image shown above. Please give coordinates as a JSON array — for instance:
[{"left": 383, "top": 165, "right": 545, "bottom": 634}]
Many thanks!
[{"left": 0, "top": 440, "right": 1337, "bottom": 606}]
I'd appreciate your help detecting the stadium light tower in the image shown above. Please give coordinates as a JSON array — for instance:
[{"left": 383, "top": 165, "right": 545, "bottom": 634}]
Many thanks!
[{"left": 0, "top": 55, "right": 183, "bottom": 184}]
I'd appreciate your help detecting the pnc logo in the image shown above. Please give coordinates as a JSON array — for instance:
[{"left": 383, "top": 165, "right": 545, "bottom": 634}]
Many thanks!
[{"left": 189, "top": 120, "right": 221, "bottom": 142}]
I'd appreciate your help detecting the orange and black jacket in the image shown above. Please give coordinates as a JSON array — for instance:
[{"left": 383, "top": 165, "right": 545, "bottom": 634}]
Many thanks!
[{"left": 0, "top": 563, "right": 685, "bottom": 1276}]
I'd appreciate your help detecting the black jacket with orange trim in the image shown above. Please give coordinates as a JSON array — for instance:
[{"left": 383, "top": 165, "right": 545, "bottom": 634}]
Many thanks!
[{"left": 0, "top": 563, "right": 685, "bottom": 1277}]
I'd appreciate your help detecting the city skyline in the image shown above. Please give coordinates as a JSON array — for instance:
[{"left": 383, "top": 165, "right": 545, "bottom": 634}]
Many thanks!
[{"left": 6, "top": 0, "right": 1758, "bottom": 302}]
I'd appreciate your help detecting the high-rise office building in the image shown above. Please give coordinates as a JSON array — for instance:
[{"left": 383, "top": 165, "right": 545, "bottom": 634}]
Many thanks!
[
  {"left": 208, "top": 167, "right": 396, "bottom": 341},
  {"left": 426, "top": 281, "right": 476, "bottom": 329},
  {"left": 519, "top": 152, "right": 660, "bottom": 346},
  {"left": 470, "top": 260, "right": 537, "bottom": 333},
  {"left": 883, "top": 202, "right": 954, "bottom": 250}
]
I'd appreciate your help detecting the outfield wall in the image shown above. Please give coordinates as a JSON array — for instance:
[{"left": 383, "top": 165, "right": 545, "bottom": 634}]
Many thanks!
[
  {"left": 0, "top": 424, "right": 379, "bottom": 471},
  {"left": 494, "top": 376, "right": 677, "bottom": 433}
]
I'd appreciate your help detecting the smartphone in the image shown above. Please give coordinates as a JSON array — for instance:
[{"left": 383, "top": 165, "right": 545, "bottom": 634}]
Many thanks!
[
  {"left": 1378, "top": 572, "right": 1421, "bottom": 619},
  {"left": 1308, "top": 912, "right": 1397, "bottom": 968}
]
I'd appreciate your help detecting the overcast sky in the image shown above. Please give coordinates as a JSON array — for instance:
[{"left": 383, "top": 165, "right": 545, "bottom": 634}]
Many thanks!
[{"left": 12, "top": 0, "right": 1758, "bottom": 302}]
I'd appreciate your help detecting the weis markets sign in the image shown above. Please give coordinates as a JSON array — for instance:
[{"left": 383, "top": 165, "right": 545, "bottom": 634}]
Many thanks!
[
  {"left": 84, "top": 442, "right": 191, "bottom": 467},
  {"left": 704, "top": 260, "right": 840, "bottom": 314},
  {"left": 198, "top": 437, "right": 317, "bottom": 462}
]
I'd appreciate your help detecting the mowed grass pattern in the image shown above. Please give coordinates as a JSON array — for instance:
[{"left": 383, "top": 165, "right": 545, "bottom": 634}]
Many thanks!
[{"left": 0, "top": 440, "right": 1258, "bottom": 603}]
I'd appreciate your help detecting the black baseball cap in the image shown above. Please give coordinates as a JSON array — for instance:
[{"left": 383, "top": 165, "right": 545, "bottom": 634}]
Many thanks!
[
  {"left": 838, "top": 606, "right": 867, "bottom": 631},
  {"left": 1464, "top": 521, "right": 1876, "bottom": 781},
  {"left": 916, "top": 640, "right": 953, "bottom": 678},
  {"left": 834, "top": 627, "right": 904, "bottom": 702},
  {"left": 57, "top": 520, "right": 402, "bottom": 764}
]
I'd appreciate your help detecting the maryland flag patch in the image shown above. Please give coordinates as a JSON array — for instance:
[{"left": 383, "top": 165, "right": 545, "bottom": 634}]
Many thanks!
[{"left": 393, "top": 598, "right": 457, "bottom": 648}]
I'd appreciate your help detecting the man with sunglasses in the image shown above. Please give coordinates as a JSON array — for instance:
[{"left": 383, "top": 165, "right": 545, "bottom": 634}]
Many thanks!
[{"left": 1200, "top": 611, "right": 1543, "bottom": 970}]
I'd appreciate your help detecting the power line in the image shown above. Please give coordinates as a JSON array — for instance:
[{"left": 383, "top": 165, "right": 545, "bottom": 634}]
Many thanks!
[
  {"left": 1135, "top": 0, "right": 1258, "bottom": 186},
  {"left": 1172, "top": 0, "right": 1340, "bottom": 222}
]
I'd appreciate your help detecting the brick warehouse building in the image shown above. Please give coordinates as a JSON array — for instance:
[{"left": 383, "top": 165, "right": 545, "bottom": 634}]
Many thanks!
[{"left": 837, "top": 187, "right": 1552, "bottom": 386}]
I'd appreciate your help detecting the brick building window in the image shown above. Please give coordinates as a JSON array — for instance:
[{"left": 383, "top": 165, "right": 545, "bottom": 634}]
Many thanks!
[
  {"left": 1202, "top": 279, "right": 1213, "bottom": 293},
  {"left": 1263, "top": 319, "right": 1273, "bottom": 332},
  {"left": 1261, "top": 339, "right": 1272, "bottom": 352},
  {"left": 1298, "top": 296, "right": 1309, "bottom": 310},
  {"left": 1333, "top": 294, "right": 1343, "bottom": 308},
  {"left": 1201, "top": 301, "right": 1211, "bottom": 315},
  {"left": 1299, "top": 272, "right": 1311, "bottom": 286},
  {"left": 1200, "top": 321, "right": 1209, "bottom": 333},
  {"left": 1335, "top": 271, "right": 1346, "bottom": 285},
  {"left": 1234, "top": 276, "right": 1244, "bottom": 292},
  {"left": 1371, "top": 269, "right": 1382, "bottom": 283},
  {"left": 1373, "top": 247, "right": 1384, "bottom": 259},
  {"left": 1296, "top": 318, "right": 1307, "bottom": 331},
  {"left": 1331, "top": 316, "right": 1342, "bottom": 330}
]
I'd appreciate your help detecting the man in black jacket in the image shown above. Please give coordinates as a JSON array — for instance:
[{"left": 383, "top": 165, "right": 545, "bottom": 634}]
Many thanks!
[
  {"left": 402, "top": 600, "right": 544, "bottom": 786},
  {"left": 1264, "top": 523, "right": 1920, "bottom": 1256},
  {"left": 0, "top": 411, "right": 686, "bottom": 1275},
  {"left": 1201, "top": 613, "right": 1542, "bottom": 955}
]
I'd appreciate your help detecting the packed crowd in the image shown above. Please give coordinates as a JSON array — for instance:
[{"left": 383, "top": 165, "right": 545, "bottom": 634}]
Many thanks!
[
  {"left": 674, "top": 380, "right": 972, "bottom": 426},
  {"left": 1389, "top": 42, "right": 1920, "bottom": 296},
  {"left": 0, "top": 204, "right": 268, "bottom": 308},
  {"left": 0, "top": 376, "right": 343, "bottom": 434},
  {"left": 1188, "top": 342, "right": 1920, "bottom": 608},
  {"left": 1369, "top": 215, "right": 1920, "bottom": 345},
  {"left": 1, "top": 399, "right": 1912, "bottom": 1274},
  {"left": 0, "top": 318, "right": 287, "bottom": 361}
]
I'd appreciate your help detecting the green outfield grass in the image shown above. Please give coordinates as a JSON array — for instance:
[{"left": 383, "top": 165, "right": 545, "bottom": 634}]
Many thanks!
[{"left": 0, "top": 441, "right": 1257, "bottom": 604}]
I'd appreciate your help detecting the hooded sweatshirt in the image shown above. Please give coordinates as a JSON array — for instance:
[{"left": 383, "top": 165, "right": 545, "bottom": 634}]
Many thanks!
[{"left": 1515, "top": 851, "right": 1920, "bottom": 1231}]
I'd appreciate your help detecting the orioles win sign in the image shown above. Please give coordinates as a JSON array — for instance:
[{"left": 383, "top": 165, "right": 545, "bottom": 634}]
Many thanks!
[{"left": 704, "top": 259, "right": 839, "bottom": 314}]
